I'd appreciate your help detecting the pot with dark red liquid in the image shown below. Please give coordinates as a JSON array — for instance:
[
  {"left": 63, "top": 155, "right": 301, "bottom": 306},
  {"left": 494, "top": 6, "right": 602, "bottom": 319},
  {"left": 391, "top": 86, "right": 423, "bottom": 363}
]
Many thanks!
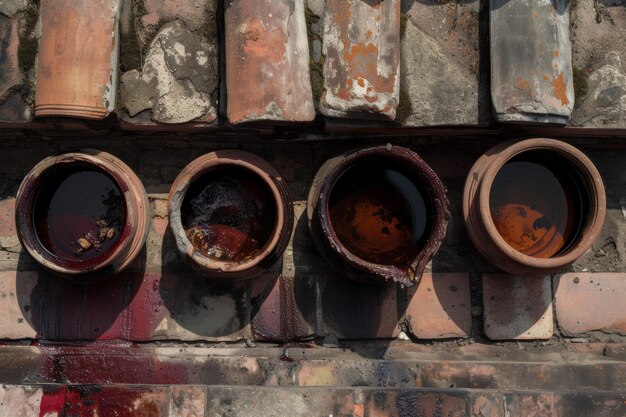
[
  {"left": 307, "top": 145, "right": 450, "bottom": 287},
  {"left": 15, "top": 150, "right": 149, "bottom": 282},
  {"left": 463, "top": 138, "right": 606, "bottom": 274},
  {"left": 168, "top": 150, "right": 293, "bottom": 280}
]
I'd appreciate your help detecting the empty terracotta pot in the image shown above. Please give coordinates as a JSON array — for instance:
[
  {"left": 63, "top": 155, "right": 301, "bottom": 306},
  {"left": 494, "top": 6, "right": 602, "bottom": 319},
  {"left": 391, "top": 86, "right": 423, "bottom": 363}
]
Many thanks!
[
  {"left": 307, "top": 145, "right": 450, "bottom": 287},
  {"left": 15, "top": 150, "right": 149, "bottom": 282},
  {"left": 34, "top": 0, "right": 120, "bottom": 119},
  {"left": 168, "top": 150, "right": 293, "bottom": 280},
  {"left": 463, "top": 138, "right": 606, "bottom": 274}
]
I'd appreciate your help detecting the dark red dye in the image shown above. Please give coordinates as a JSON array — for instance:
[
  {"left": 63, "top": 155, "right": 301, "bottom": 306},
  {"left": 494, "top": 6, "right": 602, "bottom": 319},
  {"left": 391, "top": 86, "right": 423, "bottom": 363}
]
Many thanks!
[
  {"left": 329, "top": 163, "right": 432, "bottom": 267},
  {"left": 489, "top": 152, "right": 587, "bottom": 258},
  {"left": 33, "top": 166, "right": 126, "bottom": 264},
  {"left": 182, "top": 167, "right": 276, "bottom": 263},
  {"left": 39, "top": 387, "right": 66, "bottom": 417}
]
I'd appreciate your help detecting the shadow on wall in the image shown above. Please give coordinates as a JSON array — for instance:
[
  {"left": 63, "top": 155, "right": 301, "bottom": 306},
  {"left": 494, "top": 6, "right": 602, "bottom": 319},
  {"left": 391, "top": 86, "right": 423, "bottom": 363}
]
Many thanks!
[
  {"left": 15, "top": 248, "right": 149, "bottom": 341},
  {"left": 158, "top": 228, "right": 249, "bottom": 339}
]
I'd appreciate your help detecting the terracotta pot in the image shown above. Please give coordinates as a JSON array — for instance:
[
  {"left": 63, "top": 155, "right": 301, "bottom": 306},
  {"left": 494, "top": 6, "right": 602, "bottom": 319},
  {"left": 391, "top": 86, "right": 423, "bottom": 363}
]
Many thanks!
[
  {"left": 307, "top": 145, "right": 450, "bottom": 287},
  {"left": 168, "top": 150, "right": 293, "bottom": 280},
  {"left": 34, "top": 0, "right": 120, "bottom": 119},
  {"left": 15, "top": 150, "right": 149, "bottom": 283},
  {"left": 463, "top": 138, "right": 606, "bottom": 274}
]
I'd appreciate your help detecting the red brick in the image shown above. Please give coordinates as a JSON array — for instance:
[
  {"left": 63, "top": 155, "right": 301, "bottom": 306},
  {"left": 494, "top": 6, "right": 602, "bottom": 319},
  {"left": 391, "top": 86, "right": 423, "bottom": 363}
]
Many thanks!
[
  {"left": 405, "top": 273, "right": 471, "bottom": 339},
  {"left": 321, "top": 0, "right": 400, "bottom": 119},
  {"left": 0, "top": 198, "right": 16, "bottom": 238},
  {"left": 250, "top": 274, "right": 316, "bottom": 342},
  {"left": 64, "top": 385, "right": 206, "bottom": 417},
  {"left": 225, "top": 0, "right": 315, "bottom": 123},
  {"left": 482, "top": 274, "right": 553, "bottom": 340},
  {"left": 504, "top": 392, "right": 555, "bottom": 417},
  {"left": 554, "top": 273, "right": 626, "bottom": 335},
  {"left": 320, "top": 276, "right": 399, "bottom": 339},
  {"left": 470, "top": 392, "right": 504, "bottom": 417},
  {"left": 362, "top": 390, "right": 468, "bottom": 417},
  {"left": 554, "top": 393, "right": 626, "bottom": 417}
]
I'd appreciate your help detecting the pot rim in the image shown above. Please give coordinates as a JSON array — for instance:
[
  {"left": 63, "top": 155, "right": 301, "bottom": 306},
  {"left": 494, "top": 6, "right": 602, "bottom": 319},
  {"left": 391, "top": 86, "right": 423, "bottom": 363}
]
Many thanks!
[
  {"left": 476, "top": 138, "right": 606, "bottom": 270},
  {"left": 168, "top": 150, "right": 287, "bottom": 274},
  {"left": 314, "top": 145, "right": 449, "bottom": 285},
  {"left": 15, "top": 150, "right": 143, "bottom": 276}
]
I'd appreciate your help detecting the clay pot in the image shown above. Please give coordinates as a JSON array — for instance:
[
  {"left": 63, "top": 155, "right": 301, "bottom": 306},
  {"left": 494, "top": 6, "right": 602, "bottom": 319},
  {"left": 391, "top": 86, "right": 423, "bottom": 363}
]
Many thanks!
[
  {"left": 463, "top": 138, "right": 606, "bottom": 275},
  {"left": 34, "top": 0, "right": 120, "bottom": 119},
  {"left": 168, "top": 150, "right": 293, "bottom": 280},
  {"left": 307, "top": 145, "right": 450, "bottom": 287},
  {"left": 15, "top": 150, "right": 149, "bottom": 283}
]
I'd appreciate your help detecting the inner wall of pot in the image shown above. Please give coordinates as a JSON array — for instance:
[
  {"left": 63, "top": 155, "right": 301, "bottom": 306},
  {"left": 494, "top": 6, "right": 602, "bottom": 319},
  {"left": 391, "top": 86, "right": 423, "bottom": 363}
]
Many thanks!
[
  {"left": 327, "top": 157, "right": 435, "bottom": 268},
  {"left": 33, "top": 162, "right": 128, "bottom": 268},
  {"left": 180, "top": 166, "right": 278, "bottom": 264},
  {"left": 488, "top": 150, "right": 592, "bottom": 259}
]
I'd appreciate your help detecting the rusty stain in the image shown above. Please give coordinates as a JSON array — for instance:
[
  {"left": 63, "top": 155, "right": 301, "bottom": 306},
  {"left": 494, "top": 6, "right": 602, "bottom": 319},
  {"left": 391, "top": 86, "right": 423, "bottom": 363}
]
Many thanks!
[
  {"left": 514, "top": 77, "right": 530, "bottom": 90},
  {"left": 554, "top": 50, "right": 559, "bottom": 58},
  {"left": 354, "top": 403, "right": 365, "bottom": 417},
  {"left": 552, "top": 72, "right": 570, "bottom": 105},
  {"left": 543, "top": 74, "right": 549, "bottom": 81},
  {"left": 321, "top": 0, "right": 400, "bottom": 118}
]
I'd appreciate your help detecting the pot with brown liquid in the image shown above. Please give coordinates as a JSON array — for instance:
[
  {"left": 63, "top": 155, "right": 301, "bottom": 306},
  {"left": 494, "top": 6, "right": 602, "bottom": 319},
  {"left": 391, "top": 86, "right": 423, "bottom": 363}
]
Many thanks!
[
  {"left": 463, "top": 138, "right": 606, "bottom": 274},
  {"left": 307, "top": 145, "right": 450, "bottom": 287},
  {"left": 15, "top": 150, "right": 149, "bottom": 282},
  {"left": 168, "top": 150, "right": 293, "bottom": 280}
]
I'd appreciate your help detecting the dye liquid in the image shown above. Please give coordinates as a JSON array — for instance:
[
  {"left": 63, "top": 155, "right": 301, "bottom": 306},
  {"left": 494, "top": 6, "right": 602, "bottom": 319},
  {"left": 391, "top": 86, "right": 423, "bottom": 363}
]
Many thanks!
[
  {"left": 34, "top": 167, "right": 125, "bottom": 263},
  {"left": 182, "top": 167, "right": 276, "bottom": 263},
  {"left": 489, "top": 152, "right": 585, "bottom": 258},
  {"left": 329, "top": 164, "right": 432, "bottom": 267}
]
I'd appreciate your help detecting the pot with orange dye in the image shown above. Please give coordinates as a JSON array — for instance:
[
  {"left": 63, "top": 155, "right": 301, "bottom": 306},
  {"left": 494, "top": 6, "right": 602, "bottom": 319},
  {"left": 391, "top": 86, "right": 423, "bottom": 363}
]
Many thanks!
[
  {"left": 307, "top": 145, "right": 449, "bottom": 287},
  {"left": 463, "top": 138, "right": 606, "bottom": 274}
]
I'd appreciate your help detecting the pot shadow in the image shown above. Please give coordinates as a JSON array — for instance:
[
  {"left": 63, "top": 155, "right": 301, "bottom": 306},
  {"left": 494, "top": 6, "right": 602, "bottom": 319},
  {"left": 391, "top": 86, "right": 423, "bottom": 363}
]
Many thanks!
[
  {"left": 157, "top": 228, "right": 248, "bottom": 339},
  {"left": 15, "top": 248, "right": 146, "bottom": 341},
  {"left": 247, "top": 205, "right": 317, "bottom": 343}
]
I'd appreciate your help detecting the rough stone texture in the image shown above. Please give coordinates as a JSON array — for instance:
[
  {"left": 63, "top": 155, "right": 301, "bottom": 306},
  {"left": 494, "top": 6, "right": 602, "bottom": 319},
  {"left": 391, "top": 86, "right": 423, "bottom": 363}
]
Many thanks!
[
  {"left": 305, "top": 0, "right": 325, "bottom": 110},
  {"left": 0, "top": 385, "right": 52, "bottom": 417},
  {"left": 570, "top": 0, "right": 626, "bottom": 129},
  {"left": 0, "top": 1, "right": 37, "bottom": 125},
  {"left": 490, "top": 0, "right": 574, "bottom": 124},
  {"left": 405, "top": 273, "right": 471, "bottom": 339},
  {"left": 320, "top": 276, "right": 399, "bottom": 339},
  {"left": 482, "top": 274, "right": 553, "bottom": 340},
  {"left": 119, "top": 19, "right": 218, "bottom": 125},
  {"left": 0, "top": 271, "right": 37, "bottom": 339},
  {"left": 225, "top": 0, "right": 315, "bottom": 123},
  {"left": 398, "top": 0, "right": 491, "bottom": 127},
  {"left": 250, "top": 274, "right": 316, "bottom": 342},
  {"left": 320, "top": 0, "right": 400, "bottom": 120},
  {"left": 0, "top": 198, "right": 15, "bottom": 240},
  {"left": 0, "top": 0, "right": 28, "bottom": 17},
  {"left": 554, "top": 273, "right": 626, "bottom": 335}
]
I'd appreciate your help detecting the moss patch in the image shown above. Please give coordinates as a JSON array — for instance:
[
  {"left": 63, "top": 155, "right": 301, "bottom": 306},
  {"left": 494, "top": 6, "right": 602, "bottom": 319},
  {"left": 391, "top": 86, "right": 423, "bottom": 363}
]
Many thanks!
[
  {"left": 17, "top": 1, "right": 39, "bottom": 74},
  {"left": 572, "top": 65, "right": 589, "bottom": 102}
]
